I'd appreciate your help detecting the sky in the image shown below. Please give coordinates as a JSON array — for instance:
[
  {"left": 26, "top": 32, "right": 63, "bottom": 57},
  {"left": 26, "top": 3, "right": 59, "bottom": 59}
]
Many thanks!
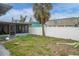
[{"left": 0, "top": 3, "right": 79, "bottom": 22}]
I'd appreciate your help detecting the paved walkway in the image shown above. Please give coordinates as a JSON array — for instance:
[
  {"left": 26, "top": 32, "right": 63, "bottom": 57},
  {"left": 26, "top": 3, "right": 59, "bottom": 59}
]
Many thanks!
[{"left": 0, "top": 44, "right": 10, "bottom": 56}]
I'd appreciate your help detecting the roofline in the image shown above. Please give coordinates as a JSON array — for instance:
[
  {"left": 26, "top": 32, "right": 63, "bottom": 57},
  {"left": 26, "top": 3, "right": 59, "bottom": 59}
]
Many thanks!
[
  {"left": 51, "top": 17, "right": 79, "bottom": 21},
  {"left": 0, "top": 21, "right": 30, "bottom": 25}
]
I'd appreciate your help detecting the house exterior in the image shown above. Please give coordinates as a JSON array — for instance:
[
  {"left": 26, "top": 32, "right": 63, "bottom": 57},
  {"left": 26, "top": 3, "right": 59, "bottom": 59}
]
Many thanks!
[
  {"left": 46, "top": 17, "right": 79, "bottom": 27},
  {"left": 0, "top": 4, "right": 30, "bottom": 35},
  {"left": 0, "top": 21, "right": 29, "bottom": 35}
]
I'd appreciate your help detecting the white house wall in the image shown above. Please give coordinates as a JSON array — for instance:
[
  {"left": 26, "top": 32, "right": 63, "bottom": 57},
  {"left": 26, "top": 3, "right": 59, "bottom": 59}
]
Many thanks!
[{"left": 29, "top": 27, "right": 79, "bottom": 41}]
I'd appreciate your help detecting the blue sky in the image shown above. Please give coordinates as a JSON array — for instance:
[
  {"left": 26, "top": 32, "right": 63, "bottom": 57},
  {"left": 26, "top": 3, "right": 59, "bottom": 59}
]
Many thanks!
[
  {"left": 11, "top": 3, "right": 32, "bottom": 9},
  {"left": 0, "top": 3, "right": 79, "bottom": 22}
]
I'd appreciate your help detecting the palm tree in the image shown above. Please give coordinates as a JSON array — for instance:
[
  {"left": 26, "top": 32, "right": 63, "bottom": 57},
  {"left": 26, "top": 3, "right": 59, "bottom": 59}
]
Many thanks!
[
  {"left": 29, "top": 17, "right": 32, "bottom": 27},
  {"left": 33, "top": 3, "right": 52, "bottom": 36},
  {"left": 19, "top": 15, "right": 27, "bottom": 23}
]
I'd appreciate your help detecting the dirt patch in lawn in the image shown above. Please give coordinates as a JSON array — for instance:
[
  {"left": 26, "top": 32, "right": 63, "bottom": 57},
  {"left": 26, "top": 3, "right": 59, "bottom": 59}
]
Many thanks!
[{"left": 47, "top": 43, "right": 79, "bottom": 56}]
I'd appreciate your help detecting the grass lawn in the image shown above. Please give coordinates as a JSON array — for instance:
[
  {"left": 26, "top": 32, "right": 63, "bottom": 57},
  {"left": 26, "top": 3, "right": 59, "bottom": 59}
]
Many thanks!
[{"left": 3, "top": 35, "right": 79, "bottom": 56}]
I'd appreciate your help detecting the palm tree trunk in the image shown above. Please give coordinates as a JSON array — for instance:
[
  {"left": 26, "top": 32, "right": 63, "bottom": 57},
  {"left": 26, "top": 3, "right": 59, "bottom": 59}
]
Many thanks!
[{"left": 41, "top": 23, "right": 45, "bottom": 36}]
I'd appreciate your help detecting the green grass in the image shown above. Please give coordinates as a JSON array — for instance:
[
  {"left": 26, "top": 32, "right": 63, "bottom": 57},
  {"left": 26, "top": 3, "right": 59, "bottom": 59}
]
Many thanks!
[{"left": 3, "top": 34, "right": 79, "bottom": 56}]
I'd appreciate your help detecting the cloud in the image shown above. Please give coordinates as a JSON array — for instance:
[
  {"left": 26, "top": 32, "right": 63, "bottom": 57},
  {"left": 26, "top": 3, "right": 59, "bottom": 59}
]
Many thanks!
[
  {"left": 53, "top": 3, "right": 79, "bottom": 13},
  {"left": 1, "top": 3, "right": 79, "bottom": 22},
  {"left": 50, "top": 3, "right": 79, "bottom": 19},
  {"left": 50, "top": 12, "right": 79, "bottom": 20},
  {"left": 53, "top": 3, "right": 79, "bottom": 14},
  {"left": 0, "top": 8, "right": 34, "bottom": 22}
]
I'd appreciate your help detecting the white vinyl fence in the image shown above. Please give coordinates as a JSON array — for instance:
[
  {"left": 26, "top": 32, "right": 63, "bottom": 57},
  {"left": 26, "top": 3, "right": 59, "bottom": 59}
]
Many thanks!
[{"left": 29, "top": 27, "right": 79, "bottom": 41}]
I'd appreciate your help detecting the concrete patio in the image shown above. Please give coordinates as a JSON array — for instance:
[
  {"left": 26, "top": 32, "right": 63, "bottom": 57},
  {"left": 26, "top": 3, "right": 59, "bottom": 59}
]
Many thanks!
[{"left": 0, "top": 44, "right": 10, "bottom": 56}]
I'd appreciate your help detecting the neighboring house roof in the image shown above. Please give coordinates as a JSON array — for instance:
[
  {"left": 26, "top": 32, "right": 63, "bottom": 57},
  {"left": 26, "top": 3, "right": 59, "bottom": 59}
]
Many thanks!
[
  {"left": 46, "top": 20, "right": 56, "bottom": 26},
  {"left": 0, "top": 21, "right": 30, "bottom": 25},
  {"left": 46, "top": 17, "right": 79, "bottom": 26}
]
